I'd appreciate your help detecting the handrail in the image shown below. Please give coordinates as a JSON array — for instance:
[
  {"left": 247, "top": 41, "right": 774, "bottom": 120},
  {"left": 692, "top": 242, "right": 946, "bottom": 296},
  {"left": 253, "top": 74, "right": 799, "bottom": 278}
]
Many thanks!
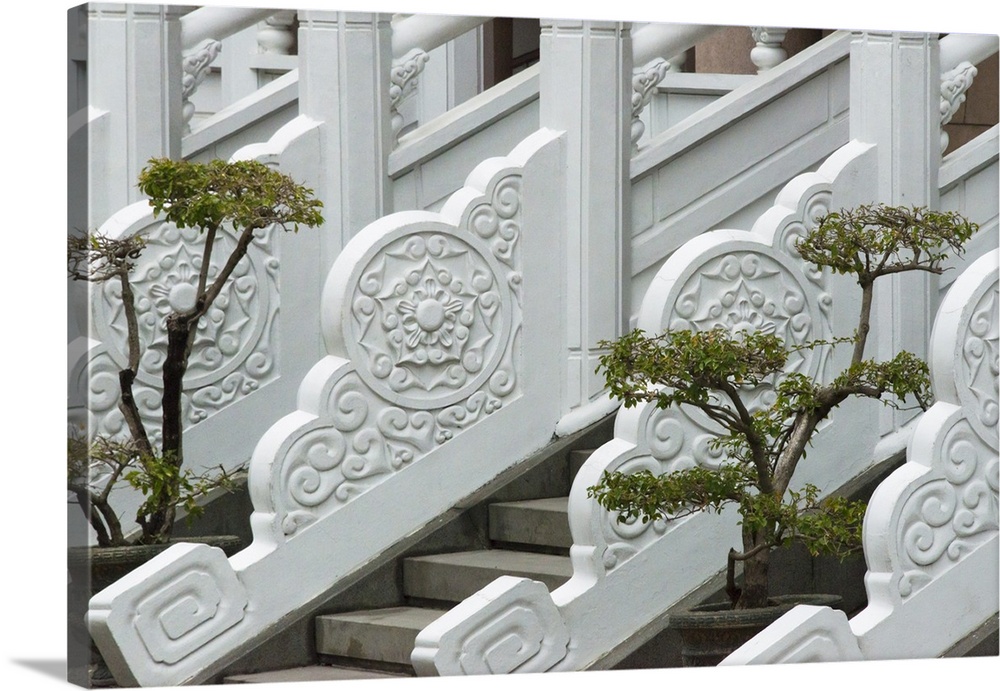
[
  {"left": 632, "top": 31, "right": 852, "bottom": 178},
  {"left": 940, "top": 33, "right": 999, "bottom": 72},
  {"left": 390, "top": 64, "right": 540, "bottom": 176},
  {"left": 87, "top": 128, "right": 568, "bottom": 687},
  {"left": 180, "top": 6, "right": 275, "bottom": 51},
  {"left": 412, "top": 140, "right": 890, "bottom": 676},
  {"left": 391, "top": 13, "right": 491, "bottom": 58},
  {"left": 632, "top": 22, "right": 720, "bottom": 66}
]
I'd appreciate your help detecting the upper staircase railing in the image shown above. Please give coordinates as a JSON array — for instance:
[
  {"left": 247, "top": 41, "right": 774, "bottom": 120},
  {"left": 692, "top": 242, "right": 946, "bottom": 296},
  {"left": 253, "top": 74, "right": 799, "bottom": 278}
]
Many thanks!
[
  {"left": 628, "top": 31, "right": 853, "bottom": 318},
  {"left": 721, "top": 249, "right": 999, "bottom": 664}
]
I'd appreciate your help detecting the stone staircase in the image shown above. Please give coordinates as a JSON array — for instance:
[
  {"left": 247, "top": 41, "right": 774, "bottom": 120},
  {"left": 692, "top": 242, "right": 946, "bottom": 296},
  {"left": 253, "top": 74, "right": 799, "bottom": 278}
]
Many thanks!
[
  {"left": 220, "top": 418, "right": 610, "bottom": 683},
  {"left": 311, "top": 451, "right": 590, "bottom": 675}
]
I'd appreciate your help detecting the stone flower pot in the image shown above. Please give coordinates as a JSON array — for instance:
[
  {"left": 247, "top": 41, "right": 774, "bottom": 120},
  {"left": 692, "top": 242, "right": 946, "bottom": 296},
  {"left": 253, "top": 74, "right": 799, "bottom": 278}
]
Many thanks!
[{"left": 671, "top": 594, "right": 843, "bottom": 666}]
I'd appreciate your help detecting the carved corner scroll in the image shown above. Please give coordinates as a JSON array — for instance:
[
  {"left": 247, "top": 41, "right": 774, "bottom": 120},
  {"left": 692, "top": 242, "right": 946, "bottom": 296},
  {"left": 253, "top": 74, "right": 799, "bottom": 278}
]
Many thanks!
[
  {"left": 87, "top": 543, "right": 248, "bottom": 687},
  {"left": 411, "top": 576, "right": 569, "bottom": 675}
]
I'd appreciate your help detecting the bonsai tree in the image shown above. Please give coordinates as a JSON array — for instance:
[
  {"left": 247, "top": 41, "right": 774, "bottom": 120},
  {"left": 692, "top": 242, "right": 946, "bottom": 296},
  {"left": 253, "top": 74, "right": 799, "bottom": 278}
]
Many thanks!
[
  {"left": 68, "top": 158, "right": 324, "bottom": 546},
  {"left": 589, "top": 204, "right": 977, "bottom": 610}
]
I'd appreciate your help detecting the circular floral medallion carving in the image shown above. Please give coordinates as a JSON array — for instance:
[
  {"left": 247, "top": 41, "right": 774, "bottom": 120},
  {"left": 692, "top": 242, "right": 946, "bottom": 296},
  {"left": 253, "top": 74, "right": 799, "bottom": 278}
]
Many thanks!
[
  {"left": 666, "top": 248, "right": 828, "bottom": 422},
  {"left": 89, "top": 221, "right": 280, "bottom": 434},
  {"left": 94, "top": 223, "right": 276, "bottom": 389},
  {"left": 347, "top": 230, "right": 512, "bottom": 409}
]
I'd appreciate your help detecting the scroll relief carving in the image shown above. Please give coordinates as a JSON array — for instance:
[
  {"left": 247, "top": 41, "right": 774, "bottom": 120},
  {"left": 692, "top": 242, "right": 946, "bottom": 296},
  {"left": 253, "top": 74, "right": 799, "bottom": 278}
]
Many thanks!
[
  {"left": 598, "top": 193, "right": 835, "bottom": 570},
  {"left": 958, "top": 286, "right": 999, "bottom": 443},
  {"left": 895, "top": 278, "right": 999, "bottom": 600},
  {"left": 412, "top": 576, "right": 570, "bottom": 676},
  {"left": 631, "top": 58, "right": 669, "bottom": 151},
  {"left": 87, "top": 221, "right": 281, "bottom": 442},
  {"left": 182, "top": 38, "right": 223, "bottom": 132},
  {"left": 390, "top": 48, "right": 430, "bottom": 142},
  {"left": 276, "top": 176, "right": 524, "bottom": 535},
  {"left": 98, "top": 543, "right": 249, "bottom": 670},
  {"left": 939, "top": 61, "right": 978, "bottom": 152}
]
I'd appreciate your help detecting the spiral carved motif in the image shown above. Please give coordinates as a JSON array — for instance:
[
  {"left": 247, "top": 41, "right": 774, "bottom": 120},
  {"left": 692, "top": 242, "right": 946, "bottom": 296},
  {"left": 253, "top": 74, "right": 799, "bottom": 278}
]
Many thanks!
[
  {"left": 896, "top": 417, "right": 999, "bottom": 598},
  {"left": 418, "top": 578, "right": 569, "bottom": 675},
  {"left": 88, "top": 222, "right": 280, "bottom": 438},
  {"left": 894, "top": 266, "right": 999, "bottom": 599},
  {"left": 129, "top": 545, "right": 247, "bottom": 665},
  {"left": 958, "top": 286, "right": 999, "bottom": 448}
]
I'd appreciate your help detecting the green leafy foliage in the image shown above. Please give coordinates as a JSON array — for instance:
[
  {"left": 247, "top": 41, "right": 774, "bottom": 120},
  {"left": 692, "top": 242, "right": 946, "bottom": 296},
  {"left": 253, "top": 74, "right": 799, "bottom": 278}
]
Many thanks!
[
  {"left": 137, "top": 158, "right": 324, "bottom": 235},
  {"left": 796, "top": 203, "right": 976, "bottom": 284},
  {"left": 69, "top": 157, "right": 325, "bottom": 545},
  {"left": 589, "top": 204, "right": 978, "bottom": 608},
  {"left": 589, "top": 464, "right": 753, "bottom": 524}
]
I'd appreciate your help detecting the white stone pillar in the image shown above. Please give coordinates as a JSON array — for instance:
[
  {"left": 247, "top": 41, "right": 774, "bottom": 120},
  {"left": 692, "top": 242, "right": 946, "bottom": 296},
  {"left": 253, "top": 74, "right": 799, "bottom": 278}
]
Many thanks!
[
  {"left": 849, "top": 31, "right": 941, "bottom": 435},
  {"left": 540, "top": 19, "right": 633, "bottom": 432},
  {"left": 296, "top": 11, "right": 394, "bottom": 266},
  {"left": 87, "top": 3, "right": 184, "bottom": 228}
]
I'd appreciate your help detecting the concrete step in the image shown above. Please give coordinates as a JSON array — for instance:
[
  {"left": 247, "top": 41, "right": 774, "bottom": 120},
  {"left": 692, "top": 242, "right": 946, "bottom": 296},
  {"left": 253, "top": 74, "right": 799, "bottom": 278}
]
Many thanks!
[
  {"left": 569, "top": 448, "right": 594, "bottom": 481},
  {"left": 224, "top": 663, "right": 410, "bottom": 683},
  {"left": 403, "top": 549, "right": 573, "bottom": 603},
  {"left": 315, "top": 606, "right": 447, "bottom": 667},
  {"left": 489, "top": 496, "right": 571, "bottom": 549}
]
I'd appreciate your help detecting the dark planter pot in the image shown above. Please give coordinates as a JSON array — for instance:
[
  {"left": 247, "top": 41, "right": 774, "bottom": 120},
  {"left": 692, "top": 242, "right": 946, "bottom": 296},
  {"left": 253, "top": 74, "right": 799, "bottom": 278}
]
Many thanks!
[
  {"left": 671, "top": 594, "right": 842, "bottom": 667},
  {"left": 67, "top": 535, "right": 243, "bottom": 687}
]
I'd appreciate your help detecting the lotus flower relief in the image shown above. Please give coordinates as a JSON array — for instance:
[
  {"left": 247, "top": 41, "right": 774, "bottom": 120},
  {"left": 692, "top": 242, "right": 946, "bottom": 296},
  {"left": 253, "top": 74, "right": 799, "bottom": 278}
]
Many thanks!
[
  {"left": 397, "top": 277, "right": 466, "bottom": 355},
  {"left": 350, "top": 233, "right": 509, "bottom": 404},
  {"left": 382, "top": 258, "right": 488, "bottom": 378}
]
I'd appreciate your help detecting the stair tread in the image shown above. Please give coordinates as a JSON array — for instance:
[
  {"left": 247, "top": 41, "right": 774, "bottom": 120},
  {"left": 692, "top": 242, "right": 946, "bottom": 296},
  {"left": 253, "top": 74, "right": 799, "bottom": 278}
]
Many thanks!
[
  {"left": 315, "top": 606, "right": 447, "bottom": 666},
  {"left": 224, "top": 664, "right": 409, "bottom": 683},
  {"left": 316, "top": 606, "right": 446, "bottom": 629},
  {"left": 490, "top": 496, "right": 568, "bottom": 511},
  {"left": 488, "top": 497, "right": 573, "bottom": 549},
  {"left": 403, "top": 549, "right": 573, "bottom": 604},
  {"left": 406, "top": 549, "right": 571, "bottom": 574}
]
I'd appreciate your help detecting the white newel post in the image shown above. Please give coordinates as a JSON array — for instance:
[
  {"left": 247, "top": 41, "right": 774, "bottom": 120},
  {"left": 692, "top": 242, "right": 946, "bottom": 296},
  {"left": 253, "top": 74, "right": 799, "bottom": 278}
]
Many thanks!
[
  {"left": 296, "top": 11, "right": 394, "bottom": 267},
  {"left": 850, "top": 31, "right": 942, "bottom": 442},
  {"left": 86, "top": 3, "right": 184, "bottom": 229},
  {"left": 539, "top": 19, "right": 633, "bottom": 434}
]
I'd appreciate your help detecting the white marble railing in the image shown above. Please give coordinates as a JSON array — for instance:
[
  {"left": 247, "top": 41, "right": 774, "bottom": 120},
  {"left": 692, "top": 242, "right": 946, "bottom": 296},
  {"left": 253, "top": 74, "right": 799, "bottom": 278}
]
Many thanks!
[
  {"left": 87, "top": 128, "right": 568, "bottom": 687},
  {"left": 179, "top": 7, "right": 279, "bottom": 132},
  {"left": 389, "top": 14, "right": 492, "bottom": 142},
  {"left": 938, "top": 34, "right": 999, "bottom": 152},
  {"left": 721, "top": 249, "right": 999, "bottom": 665},
  {"left": 629, "top": 23, "right": 721, "bottom": 152},
  {"left": 411, "top": 139, "right": 893, "bottom": 675},
  {"left": 630, "top": 31, "right": 853, "bottom": 306}
]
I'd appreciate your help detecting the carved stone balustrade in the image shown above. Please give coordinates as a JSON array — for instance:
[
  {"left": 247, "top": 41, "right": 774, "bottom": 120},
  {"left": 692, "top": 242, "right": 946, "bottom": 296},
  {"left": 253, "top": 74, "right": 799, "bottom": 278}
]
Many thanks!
[
  {"left": 257, "top": 11, "right": 297, "bottom": 55},
  {"left": 87, "top": 129, "right": 568, "bottom": 687},
  {"left": 722, "top": 250, "right": 999, "bottom": 664},
  {"left": 388, "top": 14, "right": 491, "bottom": 143},
  {"left": 413, "top": 139, "right": 899, "bottom": 676}
]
